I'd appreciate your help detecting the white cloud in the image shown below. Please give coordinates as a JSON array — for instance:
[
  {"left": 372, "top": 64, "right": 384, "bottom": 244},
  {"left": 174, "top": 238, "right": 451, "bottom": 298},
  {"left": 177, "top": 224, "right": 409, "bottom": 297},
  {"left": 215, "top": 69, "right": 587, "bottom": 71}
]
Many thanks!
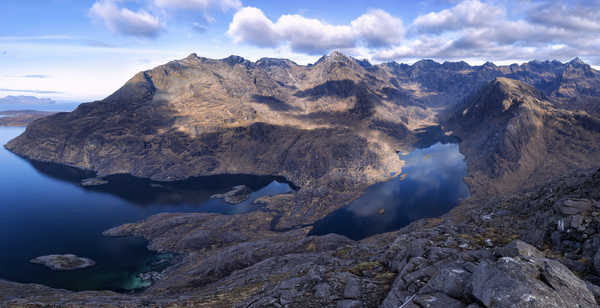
[
  {"left": 413, "top": 0, "right": 504, "bottom": 33},
  {"left": 275, "top": 14, "right": 356, "bottom": 54},
  {"left": 227, "top": 7, "right": 280, "bottom": 48},
  {"left": 153, "top": 0, "right": 241, "bottom": 11},
  {"left": 373, "top": 0, "right": 600, "bottom": 65},
  {"left": 228, "top": 7, "right": 404, "bottom": 54},
  {"left": 527, "top": 2, "right": 600, "bottom": 32},
  {"left": 89, "top": 0, "right": 163, "bottom": 38},
  {"left": 351, "top": 9, "right": 404, "bottom": 48}
]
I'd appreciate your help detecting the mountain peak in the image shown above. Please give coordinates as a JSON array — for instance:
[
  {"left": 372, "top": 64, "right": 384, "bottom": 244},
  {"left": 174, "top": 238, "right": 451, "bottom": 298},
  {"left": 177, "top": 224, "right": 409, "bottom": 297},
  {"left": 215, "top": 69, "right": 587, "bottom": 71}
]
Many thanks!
[
  {"left": 456, "top": 77, "right": 546, "bottom": 122},
  {"left": 314, "top": 51, "right": 354, "bottom": 66},
  {"left": 256, "top": 57, "right": 295, "bottom": 68},
  {"left": 328, "top": 50, "right": 348, "bottom": 60},
  {"left": 412, "top": 59, "right": 440, "bottom": 69},
  {"left": 222, "top": 55, "right": 250, "bottom": 66},
  {"left": 490, "top": 77, "right": 544, "bottom": 101},
  {"left": 569, "top": 57, "right": 585, "bottom": 66}
]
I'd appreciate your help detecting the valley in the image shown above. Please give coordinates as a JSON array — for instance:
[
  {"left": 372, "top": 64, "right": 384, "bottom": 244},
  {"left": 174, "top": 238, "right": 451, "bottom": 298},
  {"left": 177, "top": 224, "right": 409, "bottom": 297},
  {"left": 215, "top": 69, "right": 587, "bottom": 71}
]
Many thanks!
[{"left": 1, "top": 52, "right": 600, "bottom": 307}]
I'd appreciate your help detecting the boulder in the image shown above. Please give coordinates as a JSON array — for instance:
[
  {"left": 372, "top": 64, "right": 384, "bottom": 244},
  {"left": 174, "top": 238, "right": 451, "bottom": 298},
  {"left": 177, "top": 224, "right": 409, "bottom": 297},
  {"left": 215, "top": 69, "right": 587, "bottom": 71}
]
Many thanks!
[
  {"left": 557, "top": 198, "right": 594, "bottom": 216},
  {"left": 496, "top": 240, "right": 545, "bottom": 259}
]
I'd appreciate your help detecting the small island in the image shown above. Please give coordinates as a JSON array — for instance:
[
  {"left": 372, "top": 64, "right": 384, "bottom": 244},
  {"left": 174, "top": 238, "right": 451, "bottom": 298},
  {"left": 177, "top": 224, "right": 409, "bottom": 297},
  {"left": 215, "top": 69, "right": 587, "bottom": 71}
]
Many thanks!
[
  {"left": 30, "top": 254, "right": 95, "bottom": 271},
  {"left": 211, "top": 185, "right": 252, "bottom": 204},
  {"left": 81, "top": 177, "right": 109, "bottom": 186}
]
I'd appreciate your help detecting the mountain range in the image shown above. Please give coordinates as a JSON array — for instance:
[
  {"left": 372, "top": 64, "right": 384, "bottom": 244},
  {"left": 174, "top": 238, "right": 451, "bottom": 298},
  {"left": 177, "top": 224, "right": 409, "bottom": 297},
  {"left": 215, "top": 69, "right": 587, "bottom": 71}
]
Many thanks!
[
  {"left": 2, "top": 52, "right": 600, "bottom": 307},
  {"left": 0, "top": 95, "right": 55, "bottom": 105}
]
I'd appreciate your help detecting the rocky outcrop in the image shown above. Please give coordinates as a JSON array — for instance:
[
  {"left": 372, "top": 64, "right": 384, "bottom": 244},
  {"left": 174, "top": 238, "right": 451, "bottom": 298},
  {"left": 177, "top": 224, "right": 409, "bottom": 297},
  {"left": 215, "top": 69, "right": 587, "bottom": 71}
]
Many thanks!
[{"left": 30, "top": 254, "right": 95, "bottom": 271}]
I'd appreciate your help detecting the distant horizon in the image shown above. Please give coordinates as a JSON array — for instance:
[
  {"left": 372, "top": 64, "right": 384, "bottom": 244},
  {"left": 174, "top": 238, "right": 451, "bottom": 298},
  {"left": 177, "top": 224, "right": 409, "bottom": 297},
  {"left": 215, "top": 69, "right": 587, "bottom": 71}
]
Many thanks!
[
  {"left": 2, "top": 51, "right": 598, "bottom": 104},
  {"left": 2, "top": 0, "right": 599, "bottom": 101}
]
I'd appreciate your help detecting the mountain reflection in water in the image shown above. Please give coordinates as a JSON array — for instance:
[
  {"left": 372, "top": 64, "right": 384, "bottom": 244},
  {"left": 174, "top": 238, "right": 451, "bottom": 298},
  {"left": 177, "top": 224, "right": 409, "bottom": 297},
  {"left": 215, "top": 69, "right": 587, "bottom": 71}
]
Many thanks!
[{"left": 309, "top": 142, "right": 469, "bottom": 240}]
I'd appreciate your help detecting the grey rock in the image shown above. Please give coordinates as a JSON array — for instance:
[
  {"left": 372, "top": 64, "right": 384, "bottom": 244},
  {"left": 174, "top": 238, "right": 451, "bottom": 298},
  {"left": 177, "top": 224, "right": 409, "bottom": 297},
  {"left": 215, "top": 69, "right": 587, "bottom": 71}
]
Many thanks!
[
  {"left": 496, "top": 240, "right": 545, "bottom": 259},
  {"left": 558, "top": 198, "right": 594, "bottom": 215},
  {"left": 381, "top": 276, "right": 413, "bottom": 308},
  {"left": 593, "top": 250, "right": 600, "bottom": 275},
  {"left": 314, "top": 283, "right": 332, "bottom": 300},
  {"left": 343, "top": 276, "right": 361, "bottom": 299},
  {"left": 571, "top": 214, "right": 586, "bottom": 230},
  {"left": 414, "top": 293, "right": 467, "bottom": 308},
  {"left": 424, "top": 264, "right": 472, "bottom": 298},
  {"left": 336, "top": 299, "right": 362, "bottom": 308},
  {"left": 586, "top": 282, "right": 600, "bottom": 303},
  {"left": 539, "top": 258, "right": 597, "bottom": 307},
  {"left": 30, "top": 254, "right": 95, "bottom": 271},
  {"left": 472, "top": 255, "right": 597, "bottom": 307}
]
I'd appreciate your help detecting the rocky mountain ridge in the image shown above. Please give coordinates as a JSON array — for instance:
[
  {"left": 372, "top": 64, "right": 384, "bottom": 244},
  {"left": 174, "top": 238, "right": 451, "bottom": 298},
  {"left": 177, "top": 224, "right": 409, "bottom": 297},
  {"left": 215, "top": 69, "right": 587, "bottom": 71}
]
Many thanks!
[
  {"left": 2, "top": 52, "right": 600, "bottom": 307},
  {"left": 447, "top": 77, "right": 600, "bottom": 194}
]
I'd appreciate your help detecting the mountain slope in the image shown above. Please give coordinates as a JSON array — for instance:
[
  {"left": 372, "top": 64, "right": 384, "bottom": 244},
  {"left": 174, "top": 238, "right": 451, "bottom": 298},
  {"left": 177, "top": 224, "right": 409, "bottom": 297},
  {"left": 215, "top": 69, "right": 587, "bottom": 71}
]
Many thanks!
[
  {"left": 6, "top": 52, "right": 421, "bottom": 190},
  {"left": 447, "top": 77, "right": 600, "bottom": 195}
]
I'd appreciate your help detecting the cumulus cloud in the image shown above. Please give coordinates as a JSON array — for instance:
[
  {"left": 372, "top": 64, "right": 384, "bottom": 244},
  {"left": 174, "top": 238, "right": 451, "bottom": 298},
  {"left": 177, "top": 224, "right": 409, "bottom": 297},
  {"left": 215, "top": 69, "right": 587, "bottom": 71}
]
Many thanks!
[
  {"left": 153, "top": 0, "right": 241, "bottom": 11},
  {"left": 374, "top": 0, "right": 600, "bottom": 65},
  {"left": 527, "top": 2, "right": 600, "bottom": 32},
  {"left": 228, "top": 7, "right": 280, "bottom": 48},
  {"left": 227, "top": 7, "right": 404, "bottom": 54},
  {"left": 351, "top": 9, "right": 404, "bottom": 48},
  {"left": 413, "top": 0, "right": 504, "bottom": 33},
  {"left": 89, "top": 0, "right": 163, "bottom": 38}
]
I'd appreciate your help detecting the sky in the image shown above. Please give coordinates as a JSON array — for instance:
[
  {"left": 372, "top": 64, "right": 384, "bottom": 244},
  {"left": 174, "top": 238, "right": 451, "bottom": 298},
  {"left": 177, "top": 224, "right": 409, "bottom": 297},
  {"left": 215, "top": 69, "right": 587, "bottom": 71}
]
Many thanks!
[{"left": 1, "top": 0, "right": 599, "bottom": 102}]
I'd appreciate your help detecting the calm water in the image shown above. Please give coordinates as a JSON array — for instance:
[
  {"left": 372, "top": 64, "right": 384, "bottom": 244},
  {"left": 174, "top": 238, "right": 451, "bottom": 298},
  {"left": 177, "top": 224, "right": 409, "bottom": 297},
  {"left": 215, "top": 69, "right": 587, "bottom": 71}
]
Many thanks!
[
  {"left": 310, "top": 142, "right": 469, "bottom": 240},
  {"left": 0, "top": 127, "right": 292, "bottom": 291},
  {"left": 0, "top": 102, "right": 80, "bottom": 112}
]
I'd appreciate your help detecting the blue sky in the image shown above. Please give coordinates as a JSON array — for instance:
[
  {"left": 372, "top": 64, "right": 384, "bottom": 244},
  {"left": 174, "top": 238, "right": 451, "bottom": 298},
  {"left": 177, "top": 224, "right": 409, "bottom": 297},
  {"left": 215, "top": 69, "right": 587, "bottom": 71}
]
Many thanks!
[{"left": 1, "top": 0, "right": 599, "bottom": 101}]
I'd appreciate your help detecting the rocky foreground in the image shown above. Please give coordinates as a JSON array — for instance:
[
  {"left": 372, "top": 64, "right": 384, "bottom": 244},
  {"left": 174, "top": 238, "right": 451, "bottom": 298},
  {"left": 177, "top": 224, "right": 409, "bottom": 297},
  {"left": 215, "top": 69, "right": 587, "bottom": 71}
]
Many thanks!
[
  {"left": 2, "top": 168, "right": 600, "bottom": 307},
  {"left": 2, "top": 53, "right": 600, "bottom": 307}
]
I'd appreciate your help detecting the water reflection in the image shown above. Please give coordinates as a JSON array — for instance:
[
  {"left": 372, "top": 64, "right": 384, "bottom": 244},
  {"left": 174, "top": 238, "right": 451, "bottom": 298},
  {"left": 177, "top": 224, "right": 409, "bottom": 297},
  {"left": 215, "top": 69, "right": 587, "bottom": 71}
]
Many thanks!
[
  {"left": 0, "top": 127, "right": 294, "bottom": 292},
  {"left": 309, "top": 143, "right": 469, "bottom": 240},
  {"left": 28, "top": 159, "right": 295, "bottom": 212}
]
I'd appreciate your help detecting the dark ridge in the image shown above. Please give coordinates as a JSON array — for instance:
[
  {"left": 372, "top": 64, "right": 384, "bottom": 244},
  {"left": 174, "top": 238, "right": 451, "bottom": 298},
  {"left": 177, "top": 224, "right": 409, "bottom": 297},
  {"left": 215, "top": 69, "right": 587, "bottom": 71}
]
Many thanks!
[
  {"left": 251, "top": 95, "right": 299, "bottom": 111},
  {"left": 293, "top": 80, "right": 356, "bottom": 100}
]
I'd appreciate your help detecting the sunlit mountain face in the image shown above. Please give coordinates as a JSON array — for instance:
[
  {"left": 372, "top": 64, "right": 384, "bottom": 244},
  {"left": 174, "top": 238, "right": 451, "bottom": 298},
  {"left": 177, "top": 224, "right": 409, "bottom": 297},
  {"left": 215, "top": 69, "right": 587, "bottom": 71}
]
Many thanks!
[{"left": 1, "top": 1, "right": 600, "bottom": 307}]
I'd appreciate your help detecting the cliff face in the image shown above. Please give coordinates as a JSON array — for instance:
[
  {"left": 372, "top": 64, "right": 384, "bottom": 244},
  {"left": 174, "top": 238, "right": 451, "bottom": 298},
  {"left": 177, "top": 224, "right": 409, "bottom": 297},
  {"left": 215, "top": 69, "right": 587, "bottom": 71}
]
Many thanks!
[
  {"left": 7, "top": 53, "right": 600, "bottom": 189},
  {"left": 5, "top": 53, "right": 600, "bottom": 227},
  {"left": 6, "top": 52, "right": 420, "bottom": 191},
  {"left": 447, "top": 77, "right": 600, "bottom": 195}
]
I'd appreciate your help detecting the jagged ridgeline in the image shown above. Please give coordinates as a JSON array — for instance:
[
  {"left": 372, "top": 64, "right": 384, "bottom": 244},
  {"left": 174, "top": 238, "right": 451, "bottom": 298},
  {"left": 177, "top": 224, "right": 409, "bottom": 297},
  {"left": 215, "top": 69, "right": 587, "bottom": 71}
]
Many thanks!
[
  {"left": 3, "top": 52, "right": 600, "bottom": 307},
  {"left": 6, "top": 52, "right": 600, "bottom": 194}
]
